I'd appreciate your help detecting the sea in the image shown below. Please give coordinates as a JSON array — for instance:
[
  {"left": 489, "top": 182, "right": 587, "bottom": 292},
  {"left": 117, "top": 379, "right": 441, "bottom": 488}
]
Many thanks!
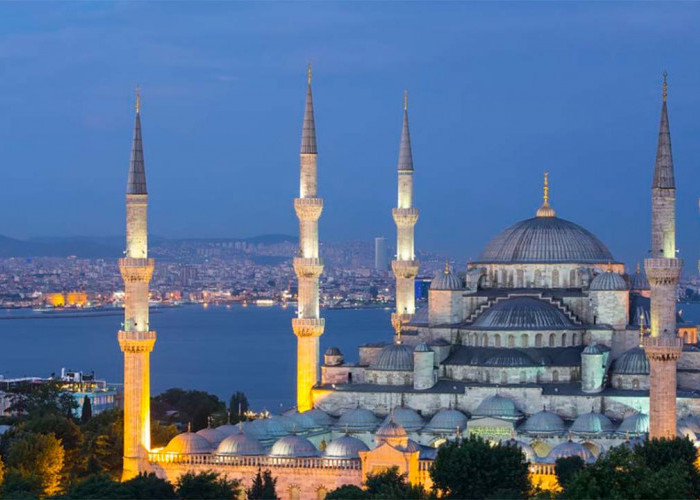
[
  {"left": 0, "top": 304, "right": 395, "bottom": 411},
  {"left": 2, "top": 302, "right": 700, "bottom": 412}
]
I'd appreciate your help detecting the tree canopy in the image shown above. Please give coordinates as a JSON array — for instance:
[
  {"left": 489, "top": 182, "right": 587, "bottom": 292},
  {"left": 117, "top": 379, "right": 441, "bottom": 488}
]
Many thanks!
[
  {"left": 247, "top": 468, "right": 278, "bottom": 499},
  {"left": 6, "top": 431, "right": 65, "bottom": 497},
  {"left": 325, "top": 467, "right": 428, "bottom": 500},
  {"left": 152, "top": 388, "right": 226, "bottom": 431}
]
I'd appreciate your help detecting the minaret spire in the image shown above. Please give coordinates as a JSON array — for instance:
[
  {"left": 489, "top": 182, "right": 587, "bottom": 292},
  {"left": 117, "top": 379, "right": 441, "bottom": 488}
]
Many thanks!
[
  {"left": 119, "top": 87, "right": 156, "bottom": 479},
  {"left": 292, "top": 65, "right": 325, "bottom": 412},
  {"left": 391, "top": 90, "right": 419, "bottom": 336},
  {"left": 643, "top": 71, "right": 683, "bottom": 439}
]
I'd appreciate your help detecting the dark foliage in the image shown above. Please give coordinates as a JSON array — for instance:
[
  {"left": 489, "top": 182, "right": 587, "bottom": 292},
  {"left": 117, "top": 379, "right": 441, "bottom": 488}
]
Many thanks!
[
  {"left": 247, "top": 468, "right": 278, "bottom": 499},
  {"left": 6, "top": 380, "right": 78, "bottom": 419},
  {"left": 554, "top": 456, "right": 585, "bottom": 489},
  {"left": 122, "top": 472, "right": 178, "bottom": 499},
  {"left": 228, "top": 391, "right": 249, "bottom": 423},
  {"left": 364, "top": 467, "right": 429, "bottom": 499},
  {"left": 325, "top": 484, "right": 369, "bottom": 499},
  {"left": 80, "top": 395, "right": 93, "bottom": 424},
  {"left": 152, "top": 388, "right": 225, "bottom": 431},
  {"left": 175, "top": 470, "right": 241, "bottom": 499}
]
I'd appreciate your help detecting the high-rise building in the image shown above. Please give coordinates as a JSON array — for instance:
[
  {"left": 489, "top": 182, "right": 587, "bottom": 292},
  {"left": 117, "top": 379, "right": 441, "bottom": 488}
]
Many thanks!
[{"left": 374, "top": 237, "right": 387, "bottom": 271}]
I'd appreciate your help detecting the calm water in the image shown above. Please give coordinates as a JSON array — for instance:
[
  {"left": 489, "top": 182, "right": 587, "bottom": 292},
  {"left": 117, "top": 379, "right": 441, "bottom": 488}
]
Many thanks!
[{"left": 0, "top": 305, "right": 394, "bottom": 410}]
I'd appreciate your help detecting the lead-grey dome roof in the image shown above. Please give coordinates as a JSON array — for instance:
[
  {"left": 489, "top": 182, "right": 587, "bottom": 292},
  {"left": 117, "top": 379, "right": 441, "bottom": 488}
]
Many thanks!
[
  {"left": 431, "top": 267, "right": 462, "bottom": 290},
  {"left": 195, "top": 427, "right": 226, "bottom": 447},
  {"left": 630, "top": 268, "right": 650, "bottom": 291},
  {"left": 369, "top": 344, "right": 414, "bottom": 371},
  {"left": 590, "top": 272, "right": 628, "bottom": 291},
  {"left": 424, "top": 409, "right": 468, "bottom": 433},
  {"left": 472, "top": 297, "right": 575, "bottom": 330},
  {"left": 336, "top": 408, "right": 380, "bottom": 432},
  {"left": 545, "top": 441, "right": 596, "bottom": 464},
  {"left": 570, "top": 412, "right": 615, "bottom": 436},
  {"left": 612, "top": 347, "right": 649, "bottom": 375},
  {"left": 165, "top": 432, "right": 212, "bottom": 455},
  {"left": 216, "top": 428, "right": 265, "bottom": 456},
  {"left": 381, "top": 407, "right": 424, "bottom": 432},
  {"left": 477, "top": 216, "right": 614, "bottom": 264},
  {"left": 473, "top": 395, "right": 522, "bottom": 419},
  {"left": 269, "top": 435, "right": 318, "bottom": 458},
  {"left": 617, "top": 413, "right": 649, "bottom": 436},
  {"left": 503, "top": 439, "right": 537, "bottom": 462},
  {"left": 520, "top": 410, "right": 567, "bottom": 435},
  {"left": 324, "top": 435, "right": 369, "bottom": 459}
]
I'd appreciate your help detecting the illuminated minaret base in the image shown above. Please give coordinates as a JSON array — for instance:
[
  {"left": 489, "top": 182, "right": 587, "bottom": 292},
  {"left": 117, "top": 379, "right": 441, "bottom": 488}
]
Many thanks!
[
  {"left": 643, "top": 73, "right": 683, "bottom": 440},
  {"left": 292, "top": 66, "right": 324, "bottom": 412},
  {"left": 119, "top": 89, "right": 156, "bottom": 479},
  {"left": 391, "top": 92, "right": 419, "bottom": 338}
]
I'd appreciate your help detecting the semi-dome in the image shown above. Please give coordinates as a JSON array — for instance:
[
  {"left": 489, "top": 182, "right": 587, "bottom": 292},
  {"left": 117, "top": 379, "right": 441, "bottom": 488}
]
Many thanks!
[
  {"left": 325, "top": 347, "right": 342, "bottom": 356},
  {"left": 216, "top": 428, "right": 265, "bottom": 456},
  {"left": 283, "top": 411, "right": 319, "bottom": 432},
  {"left": 485, "top": 350, "right": 534, "bottom": 367},
  {"left": 545, "top": 440, "right": 596, "bottom": 464},
  {"left": 196, "top": 427, "right": 226, "bottom": 447},
  {"left": 414, "top": 343, "right": 431, "bottom": 353},
  {"left": 503, "top": 439, "right": 537, "bottom": 462},
  {"left": 570, "top": 412, "right": 615, "bottom": 436},
  {"left": 582, "top": 343, "right": 603, "bottom": 355},
  {"left": 268, "top": 415, "right": 297, "bottom": 434},
  {"left": 520, "top": 410, "right": 567, "bottom": 435},
  {"left": 473, "top": 395, "right": 522, "bottom": 419},
  {"left": 323, "top": 435, "right": 369, "bottom": 459},
  {"left": 216, "top": 423, "right": 240, "bottom": 436},
  {"left": 376, "top": 419, "right": 408, "bottom": 439},
  {"left": 269, "top": 435, "right": 318, "bottom": 458},
  {"left": 590, "top": 271, "right": 628, "bottom": 291},
  {"left": 472, "top": 297, "right": 575, "bottom": 330},
  {"left": 613, "top": 347, "right": 650, "bottom": 375},
  {"left": 256, "top": 417, "right": 289, "bottom": 438},
  {"left": 424, "top": 408, "right": 468, "bottom": 433},
  {"left": 165, "top": 432, "right": 212, "bottom": 455},
  {"left": 381, "top": 407, "right": 424, "bottom": 432},
  {"left": 477, "top": 216, "right": 614, "bottom": 264},
  {"left": 336, "top": 408, "right": 380, "bottom": 432},
  {"left": 616, "top": 413, "right": 649, "bottom": 436},
  {"left": 431, "top": 264, "right": 462, "bottom": 290},
  {"left": 369, "top": 344, "right": 414, "bottom": 371},
  {"left": 303, "top": 409, "right": 334, "bottom": 427},
  {"left": 630, "top": 265, "right": 650, "bottom": 291}
]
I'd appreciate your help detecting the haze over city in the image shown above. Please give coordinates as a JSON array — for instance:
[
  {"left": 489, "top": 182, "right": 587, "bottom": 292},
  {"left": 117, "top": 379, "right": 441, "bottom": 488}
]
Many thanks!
[{"left": 2, "top": 3, "right": 700, "bottom": 268}]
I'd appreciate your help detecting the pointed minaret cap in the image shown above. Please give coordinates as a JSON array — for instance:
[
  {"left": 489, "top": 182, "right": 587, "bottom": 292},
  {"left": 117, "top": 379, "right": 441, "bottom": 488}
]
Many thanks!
[
  {"left": 653, "top": 71, "right": 675, "bottom": 189},
  {"left": 397, "top": 90, "right": 414, "bottom": 171},
  {"left": 300, "top": 62, "right": 317, "bottom": 154},
  {"left": 536, "top": 171, "right": 556, "bottom": 217},
  {"left": 127, "top": 85, "right": 147, "bottom": 195}
]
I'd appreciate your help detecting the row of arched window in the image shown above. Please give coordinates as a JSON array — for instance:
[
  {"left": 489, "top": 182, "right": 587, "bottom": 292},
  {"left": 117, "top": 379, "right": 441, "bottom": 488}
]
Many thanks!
[
  {"left": 445, "top": 367, "right": 566, "bottom": 384},
  {"left": 463, "top": 331, "right": 580, "bottom": 348},
  {"left": 488, "top": 268, "right": 580, "bottom": 288}
]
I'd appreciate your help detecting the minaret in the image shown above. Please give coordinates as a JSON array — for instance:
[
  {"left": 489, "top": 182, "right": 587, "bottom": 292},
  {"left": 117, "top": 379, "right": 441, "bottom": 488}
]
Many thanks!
[
  {"left": 643, "top": 72, "right": 683, "bottom": 439},
  {"left": 119, "top": 87, "right": 156, "bottom": 479},
  {"left": 292, "top": 64, "right": 325, "bottom": 412},
  {"left": 391, "top": 91, "right": 419, "bottom": 337}
]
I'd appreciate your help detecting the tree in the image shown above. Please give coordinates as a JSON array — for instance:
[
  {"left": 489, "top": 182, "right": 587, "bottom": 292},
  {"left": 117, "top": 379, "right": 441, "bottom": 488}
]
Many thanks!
[
  {"left": 364, "top": 468, "right": 428, "bottom": 499},
  {"left": 554, "top": 456, "right": 585, "bottom": 489},
  {"left": 152, "top": 419, "right": 179, "bottom": 448},
  {"left": 247, "top": 468, "right": 278, "bottom": 499},
  {"left": 430, "top": 435, "right": 530, "bottom": 499},
  {"left": 6, "top": 432, "right": 65, "bottom": 497},
  {"left": 325, "top": 485, "right": 369, "bottom": 499},
  {"left": 229, "top": 391, "right": 249, "bottom": 423},
  {"left": 152, "top": 388, "right": 225, "bottom": 431},
  {"left": 175, "top": 471, "right": 241, "bottom": 499},
  {"left": 66, "top": 474, "right": 128, "bottom": 499},
  {"left": 81, "top": 395, "right": 93, "bottom": 423},
  {"left": 81, "top": 409, "right": 123, "bottom": 479},
  {"left": 19, "top": 413, "right": 84, "bottom": 481},
  {"left": 0, "top": 469, "right": 43, "bottom": 499},
  {"left": 7, "top": 380, "right": 78, "bottom": 419},
  {"left": 122, "top": 472, "right": 178, "bottom": 499}
]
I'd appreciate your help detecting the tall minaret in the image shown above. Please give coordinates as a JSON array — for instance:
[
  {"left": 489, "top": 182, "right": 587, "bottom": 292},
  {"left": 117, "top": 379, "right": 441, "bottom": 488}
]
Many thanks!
[
  {"left": 119, "top": 87, "right": 156, "bottom": 479},
  {"left": 292, "top": 64, "right": 324, "bottom": 412},
  {"left": 391, "top": 91, "right": 419, "bottom": 338},
  {"left": 643, "top": 72, "right": 683, "bottom": 439}
]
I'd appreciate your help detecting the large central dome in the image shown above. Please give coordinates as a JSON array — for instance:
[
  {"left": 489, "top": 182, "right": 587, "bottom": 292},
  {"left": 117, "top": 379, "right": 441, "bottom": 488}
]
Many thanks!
[{"left": 477, "top": 216, "right": 614, "bottom": 264}]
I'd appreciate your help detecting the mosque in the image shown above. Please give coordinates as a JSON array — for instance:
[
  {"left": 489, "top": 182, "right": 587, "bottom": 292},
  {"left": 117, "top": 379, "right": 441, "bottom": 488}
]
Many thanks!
[{"left": 119, "top": 70, "right": 700, "bottom": 498}]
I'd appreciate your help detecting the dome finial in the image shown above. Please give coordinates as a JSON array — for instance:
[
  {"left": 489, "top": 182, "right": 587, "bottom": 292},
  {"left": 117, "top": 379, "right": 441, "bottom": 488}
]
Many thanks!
[
  {"left": 536, "top": 171, "right": 556, "bottom": 217},
  {"left": 187, "top": 422, "right": 191, "bottom": 433},
  {"left": 662, "top": 70, "right": 668, "bottom": 102},
  {"left": 444, "top": 261, "right": 450, "bottom": 274}
]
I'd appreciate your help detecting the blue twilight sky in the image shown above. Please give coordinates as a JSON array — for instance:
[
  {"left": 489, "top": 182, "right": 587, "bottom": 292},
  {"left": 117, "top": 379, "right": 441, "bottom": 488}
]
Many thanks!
[{"left": 1, "top": 2, "right": 700, "bottom": 270}]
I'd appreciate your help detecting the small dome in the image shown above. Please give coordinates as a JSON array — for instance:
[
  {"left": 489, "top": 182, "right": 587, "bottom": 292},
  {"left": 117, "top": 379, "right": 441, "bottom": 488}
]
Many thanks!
[
  {"left": 283, "top": 411, "right": 319, "bottom": 432},
  {"left": 570, "top": 412, "right": 615, "bottom": 436},
  {"left": 582, "top": 343, "right": 603, "bottom": 355},
  {"left": 376, "top": 419, "right": 408, "bottom": 439},
  {"left": 474, "top": 395, "right": 522, "bottom": 419},
  {"left": 545, "top": 441, "right": 595, "bottom": 464},
  {"left": 502, "top": 439, "right": 537, "bottom": 462},
  {"left": 402, "top": 439, "right": 421, "bottom": 453},
  {"left": 216, "top": 423, "right": 241, "bottom": 436},
  {"left": 324, "top": 435, "right": 369, "bottom": 459},
  {"left": 268, "top": 415, "right": 297, "bottom": 434},
  {"left": 613, "top": 347, "right": 649, "bottom": 375},
  {"left": 269, "top": 435, "right": 318, "bottom": 458},
  {"left": 369, "top": 344, "right": 414, "bottom": 371},
  {"left": 590, "top": 271, "right": 628, "bottom": 291},
  {"left": 336, "top": 408, "right": 380, "bottom": 432},
  {"left": 414, "top": 343, "right": 431, "bottom": 353},
  {"left": 258, "top": 418, "right": 289, "bottom": 438},
  {"left": 196, "top": 427, "right": 226, "bottom": 447},
  {"left": 472, "top": 297, "right": 575, "bottom": 330},
  {"left": 520, "top": 410, "right": 567, "bottom": 435},
  {"left": 630, "top": 265, "right": 650, "bottom": 291},
  {"left": 616, "top": 413, "right": 649, "bottom": 436},
  {"left": 303, "top": 409, "right": 334, "bottom": 427},
  {"left": 216, "top": 428, "right": 265, "bottom": 456},
  {"left": 431, "top": 265, "right": 462, "bottom": 290},
  {"left": 677, "top": 419, "right": 697, "bottom": 440},
  {"left": 165, "top": 432, "right": 212, "bottom": 455},
  {"left": 381, "top": 407, "right": 424, "bottom": 432},
  {"left": 325, "top": 347, "right": 342, "bottom": 356},
  {"left": 485, "top": 351, "right": 534, "bottom": 367},
  {"left": 424, "top": 409, "right": 468, "bottom": 434}
]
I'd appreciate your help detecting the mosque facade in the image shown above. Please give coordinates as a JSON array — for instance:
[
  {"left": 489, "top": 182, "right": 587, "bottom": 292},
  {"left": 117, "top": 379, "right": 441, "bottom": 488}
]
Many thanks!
[{"left": 123, "top": 73, "right": 700, "bottom": 498}]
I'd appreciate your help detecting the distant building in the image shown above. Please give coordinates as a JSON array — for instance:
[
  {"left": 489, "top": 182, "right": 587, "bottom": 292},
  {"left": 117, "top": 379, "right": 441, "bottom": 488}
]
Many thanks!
[{"left": 374, "top": 237, "right": 388, "bottom": 271}]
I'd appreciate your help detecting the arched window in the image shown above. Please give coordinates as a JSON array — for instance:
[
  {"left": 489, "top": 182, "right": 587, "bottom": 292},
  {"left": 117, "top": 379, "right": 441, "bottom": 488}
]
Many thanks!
[
  {"left": 482, "top": 333, "right": 488, "bottom": 347},
  {"left": 535, "top": 270, "right": 542, "bottom": 287},
  {"left": 519, "top": 371, "right": 527, "bottom": 384},
  {"left": 570, "top": 269, "right": 576, "bottom": 286},
  {"left": 632, "top": 378, "right": 640, "bottom": 389},
  {"left": 501, "top": 270, "right": 507, "bottom": 287},
  {"left": 535, "top": 333, "right": 543, "bottom": 347},
  {"left": 289, "top": 486, "right": 301, "bottom": 500},
  {"left": 494, "top": 334, "right": 501, "bottom": 347},
  {"left": 484, "top": 371, "right": 490, "bottom": 383},
  {"left": 387, "top": 374, "right": 394, "bottom": 385},
  {"left": 521, "top": 334, "right": 529, "bottom": 347},
  {"left": 552, "top": 370, "right": 559, "bottom": 382},
  {"left": 317, "top": 487, "right": 328, "bottom": 500},
  {"left": 561, "top": 333, "right": 567, "bottom": 346},
  {"left": 501, "top": 371, "right": 508, "bottom": 384},
  {"left": 404, "top": 375, "right": 411, "bottom": 385},
  {"left": 549, "top": 333, "right": 556, "bottom": 347},
  {"left": 552, "top": 269, "right": 559, "bottom": 287},
  {"left": 472, "top": 333, "right": 478, "bottom": 346},
  {"left": 572, "top": 333, "right": 579, "bottom": 344},
  {"left": 508, "top": 335, "right": 515, "bottom": 348},
  {"left": 348, "top": 372, "right": 353, "bottom": 384},
  {"left": 517, "top": 269, "right": 524, "bottom": 287}
]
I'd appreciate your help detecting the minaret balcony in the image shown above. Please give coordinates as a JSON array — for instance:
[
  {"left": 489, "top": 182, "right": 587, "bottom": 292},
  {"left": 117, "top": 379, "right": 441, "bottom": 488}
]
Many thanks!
[
  {"left": 292, "top": 318, "right": 325, "bottom": 337},
  {"left": 119, "top": 258, "right": 155, "bottom": 282},
  {"left": 294, "top": 198, "right": 324, "bottom": 221},
  {"left": 118, "top": 330, "right": 156, "bottom": 353},
  {"left": 643, "top": 334, "right": 683, "bottom": 361},
  {"left": 293, "top": 257, "right": 324, "bottom": 278},
  {"left": 392, "top": 208, "right": 419, "bottom": 227},
  {"left": 392, "top": 259, "right": 419, "bottom": 279},
  {"left": 644, "top": 258, "right": 682, "bottom": 285}
]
